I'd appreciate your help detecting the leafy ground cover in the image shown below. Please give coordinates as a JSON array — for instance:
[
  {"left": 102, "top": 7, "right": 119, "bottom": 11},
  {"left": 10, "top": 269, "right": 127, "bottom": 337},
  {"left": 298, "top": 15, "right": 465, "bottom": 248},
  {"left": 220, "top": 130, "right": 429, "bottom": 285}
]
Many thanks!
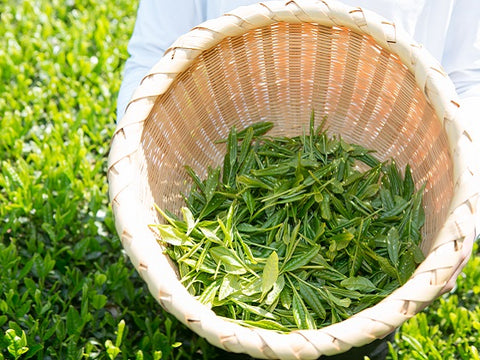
[{"left": 0, "top": 0, "right": 478, "bottom": 359}]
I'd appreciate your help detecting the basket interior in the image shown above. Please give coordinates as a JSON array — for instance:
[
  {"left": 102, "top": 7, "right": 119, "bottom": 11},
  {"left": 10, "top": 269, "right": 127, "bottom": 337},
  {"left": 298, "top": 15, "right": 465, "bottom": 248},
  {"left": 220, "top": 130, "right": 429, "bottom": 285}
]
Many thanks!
[{"left": 138, "top": 22, "right": 453, "bottom": 253}]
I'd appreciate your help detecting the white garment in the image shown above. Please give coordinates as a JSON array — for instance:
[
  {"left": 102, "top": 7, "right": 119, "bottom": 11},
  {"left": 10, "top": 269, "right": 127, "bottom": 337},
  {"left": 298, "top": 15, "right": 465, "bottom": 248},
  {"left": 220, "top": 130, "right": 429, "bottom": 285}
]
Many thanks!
[{"left": 116, "top": 0, "right": 480, "bottom": 124}]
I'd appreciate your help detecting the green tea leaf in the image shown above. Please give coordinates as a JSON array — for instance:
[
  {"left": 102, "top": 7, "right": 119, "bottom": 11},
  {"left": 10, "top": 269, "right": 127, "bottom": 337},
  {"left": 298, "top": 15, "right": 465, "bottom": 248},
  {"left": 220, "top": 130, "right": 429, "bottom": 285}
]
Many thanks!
[
  {"left": 181, "top": 207, "right": 197, "bottom": 236},
  {"left": 265, "top": 275, "right": 285, "bottom": 305},
  {"left": 282, "top": 245, "right": 320, "bottom": 273},
  {"left": 235, "top": 230, "right": 257, "bottom": 264},
  {"left": 237, "top": 121, "right": 274, "bottom": 139},
  {"left": 234, "top": 301, "right": 277, "bottom": 320},
  {"left": 280, "top": 288, "right": 292, "bottom": 310},
  {"left": 368, "top": 250, "right": 398, "bottom": 279},
  {"left": 238, "top": 127, "right": 254, "bottom": 165},
  {"left": 398, "top": 250, "right": 417, "bottom": 285},
  {"left": 412, "top": 245, "right": 426, "bottom": 264},
  {"left": 66, "top": 306, "right": 83, "bottom": 336},
  {"left": 236, "top": 175, "right": 273, "bottom": 190},
  {"left": 242, "top": 190, "right": 256, "bottom": 215},
  {"left": 261, "top": 251, "right": 279, "bottom": 295},
  {"left": 155, "top": 225, "right": 191, "bottom": 246},
  {"left": 386, "top": 160, "right": 403, "bottom": 196},
  {"left": 199, "top": 227, "right": 223, "bottom": 245},
  {"left": 219, "top": 274, "right": 240, "bottom": 301},
  {"left": 403, "top": 164, "right": 415, "bottom": 198},
  {"left": 349, "top": 240, "right": 363, "bottom": 277},
  {"left": 242, "top": 277, "right": 262, "bottom": 297},
  {"left": 387, "top": 227, "right": 400, "bottom": 266},
  {"left": 341, "top": 276, "right": 377, "bottom": 293},
  {"left": 210, "top": 247, "right": 245, "bottom": 273},
  {"left": 320, "top": 193, "right": 332, "bottom": 220},
  {"left": 330, "top": 231, "right": 354, "bottom": 251},
  {"left": 292, "top": 291, "right": 311, "bottom": 329},
  {"left": 411, "top": 184, "right": 426, "bottom": 229},
  {"left": 199, "top": 193, "right": 225, "bottom": 219},
  {"left": 251, "top": 163, "right": 292, "bottom": 177},
  {"left": 381, "top": 196, "right": 409, "bottom": 218},
  {"left": 184, "top": 165, "right": 205, "bottom": 193},
  {"left": 324, "top": 288, "right": 351, "bottom": 308},
  {"left": 359, "top": 184, "right": 380, "bottom": 200},
  {"left": 240, "top": 319, "right": 290, "bottom": 332},
  {"left": 217, "top": 218, "right": 232, "bottom": 247},
  {"left": 5, "top": 328, "right": 29, "bottom": 359},
  {"left": 223, "top": 125, "right": 237, "bottom": 185},
  {"left": 204, "top": 167, "right": 221, "bottom": 202},
  {"left": 379, "top": 187, "right": 395, "bottom": 210},
  {"left": 299, "top": 282, "right": 326, "bottom": 320},
  {"left": 197, "top": 280, "right": 220, "bottom": 307}
]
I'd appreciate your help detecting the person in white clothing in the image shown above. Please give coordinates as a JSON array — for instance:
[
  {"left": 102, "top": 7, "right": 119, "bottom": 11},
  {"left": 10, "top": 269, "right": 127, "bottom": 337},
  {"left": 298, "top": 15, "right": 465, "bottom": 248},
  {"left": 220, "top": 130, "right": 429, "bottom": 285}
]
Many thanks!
[
  {"left": 116, "top": 1, "right": 480, "bottom": 359},
  {"left": 117, "top": 0, "right": 480, "bottom": 122}
]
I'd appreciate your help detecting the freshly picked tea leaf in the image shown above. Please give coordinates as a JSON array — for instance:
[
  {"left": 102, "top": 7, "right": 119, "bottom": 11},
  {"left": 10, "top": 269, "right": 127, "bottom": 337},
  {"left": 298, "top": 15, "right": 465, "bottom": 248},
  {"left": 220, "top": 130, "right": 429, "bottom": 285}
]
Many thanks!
[
  {"left": 261, "top": 251, "right": 279, "bottom": 296},
  {"left": 153, "top": 114, "right": 426, "bottom": 332},
  {"left": 341, "top": 276, "right": 377, "bottom": 293}
]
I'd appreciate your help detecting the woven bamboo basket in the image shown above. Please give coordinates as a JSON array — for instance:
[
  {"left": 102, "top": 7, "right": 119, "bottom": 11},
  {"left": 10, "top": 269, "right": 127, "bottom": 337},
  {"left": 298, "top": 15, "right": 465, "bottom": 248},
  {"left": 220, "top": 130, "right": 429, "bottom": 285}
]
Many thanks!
[{"left": 108, "top": 1, "right": 479, "bottom": 358}]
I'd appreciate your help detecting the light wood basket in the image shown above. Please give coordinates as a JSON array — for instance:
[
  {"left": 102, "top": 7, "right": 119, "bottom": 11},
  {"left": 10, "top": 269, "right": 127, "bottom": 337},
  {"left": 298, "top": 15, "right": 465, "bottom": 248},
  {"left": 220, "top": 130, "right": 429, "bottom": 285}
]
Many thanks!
[{"left": 108, "top": 1, "right": 479, "bottom": 358}]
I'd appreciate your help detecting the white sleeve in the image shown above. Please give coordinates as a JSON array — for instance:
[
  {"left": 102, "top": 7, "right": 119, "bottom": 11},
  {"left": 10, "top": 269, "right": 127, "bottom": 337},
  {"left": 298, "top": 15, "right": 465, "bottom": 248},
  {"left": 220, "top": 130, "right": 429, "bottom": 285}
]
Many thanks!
[
  {"left": 442, "top": 0, "right": 480, "bottom": 99},
  {"left": 443, "top": 2, "right": 480, "bottom": 232},
  {"left": 116, "top": 0, "right": 205, "bottom": 120}
]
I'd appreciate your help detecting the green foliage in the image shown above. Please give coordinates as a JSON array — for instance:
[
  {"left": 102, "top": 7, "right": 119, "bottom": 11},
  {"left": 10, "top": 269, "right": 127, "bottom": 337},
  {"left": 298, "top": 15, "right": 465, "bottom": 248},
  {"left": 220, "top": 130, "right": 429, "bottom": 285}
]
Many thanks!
[
  {"left": 5, "top": 329, "right": 29, "bottom": 360},
  {"left": 0, "top": 0, "right": 479, "bottom": 359},
  {"left": 387, "top": 242, "right": 480, "bottom": 360},
  {"left": 155, "top": 121, "right": 426, "bottom": 331},
  {"left": 0, "top": 0, "right": 216, "bottom": 359}
]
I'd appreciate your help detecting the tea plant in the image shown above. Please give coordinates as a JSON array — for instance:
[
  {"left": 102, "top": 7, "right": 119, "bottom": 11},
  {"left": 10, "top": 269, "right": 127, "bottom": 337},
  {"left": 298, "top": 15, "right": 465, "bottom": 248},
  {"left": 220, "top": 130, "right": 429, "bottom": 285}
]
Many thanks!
[
  {"left": 0, "top": 0, "right": 211, "bottom": 359},
  {"left": 387, "top": 242, "right": 480, "bottom": 360}
]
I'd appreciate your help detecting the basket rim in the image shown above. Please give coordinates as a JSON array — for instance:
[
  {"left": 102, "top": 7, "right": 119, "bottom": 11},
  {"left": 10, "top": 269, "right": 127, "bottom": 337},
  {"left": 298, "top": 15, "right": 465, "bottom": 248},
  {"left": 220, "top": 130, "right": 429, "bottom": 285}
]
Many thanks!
[{"left": 108, "top": 1, "right": 478, "bottom": 358}]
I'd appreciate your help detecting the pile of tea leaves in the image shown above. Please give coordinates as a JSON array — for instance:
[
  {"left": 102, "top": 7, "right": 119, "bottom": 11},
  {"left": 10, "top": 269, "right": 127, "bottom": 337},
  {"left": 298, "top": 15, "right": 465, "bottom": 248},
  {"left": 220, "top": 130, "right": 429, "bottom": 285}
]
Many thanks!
[{"left": 153, "top": 115, "right": 426, "bottom": 331}]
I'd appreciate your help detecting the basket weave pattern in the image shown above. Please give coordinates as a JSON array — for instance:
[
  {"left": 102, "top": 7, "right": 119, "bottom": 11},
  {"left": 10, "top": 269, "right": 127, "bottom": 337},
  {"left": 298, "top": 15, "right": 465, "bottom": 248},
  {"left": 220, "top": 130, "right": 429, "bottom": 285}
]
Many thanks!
[{"left": 108, "top": 1, "right": 479, "bottom": 358}]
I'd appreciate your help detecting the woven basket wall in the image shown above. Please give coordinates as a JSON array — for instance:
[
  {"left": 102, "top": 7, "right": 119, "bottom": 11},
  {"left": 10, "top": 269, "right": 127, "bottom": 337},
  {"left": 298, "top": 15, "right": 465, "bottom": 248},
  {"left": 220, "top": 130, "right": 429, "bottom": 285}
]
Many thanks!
[{"left": 108, "top": 1, "right": 479, "bottom": 358}]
